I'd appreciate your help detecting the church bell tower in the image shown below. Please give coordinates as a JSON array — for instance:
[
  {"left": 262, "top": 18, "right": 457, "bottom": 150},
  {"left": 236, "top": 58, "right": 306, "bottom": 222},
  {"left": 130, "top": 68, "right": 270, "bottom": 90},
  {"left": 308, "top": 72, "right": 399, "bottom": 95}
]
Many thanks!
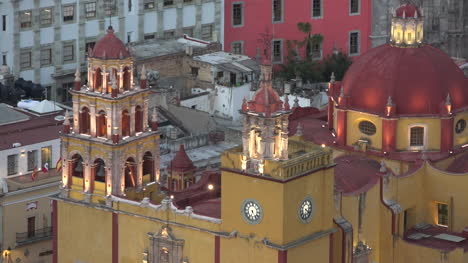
[{"left": 60, "top": 26, "right": 160, "bottom": 198}]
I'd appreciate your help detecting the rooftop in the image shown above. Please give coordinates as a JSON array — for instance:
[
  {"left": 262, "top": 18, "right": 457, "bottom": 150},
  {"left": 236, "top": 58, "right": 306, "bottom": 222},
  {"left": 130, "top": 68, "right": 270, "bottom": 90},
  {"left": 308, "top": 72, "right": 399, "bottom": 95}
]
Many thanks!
[
  {"left": 193, "top": 51, "right": 259, "bottom": 73},
  {"left": 133, "top": 36, "right": 210, "bottom": 60},
  {"left": 334, "top": 155, "right": 381, "bottom": 195},
  {"left": 404, "top": 224, "right": 468, "bottom": 252},
  {"left": 0, "top": 104, "right": 63, "bottom": 151},
  {"left": 6, "top": 169, "right": 61, "bottom": 191}
]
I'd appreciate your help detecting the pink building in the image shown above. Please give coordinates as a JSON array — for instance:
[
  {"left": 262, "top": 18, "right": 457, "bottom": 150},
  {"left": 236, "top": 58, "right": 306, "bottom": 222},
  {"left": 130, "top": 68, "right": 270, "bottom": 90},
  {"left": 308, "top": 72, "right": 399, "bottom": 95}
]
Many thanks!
[{"left": 224, "top": 0, "right": 373, "bottom": 63}]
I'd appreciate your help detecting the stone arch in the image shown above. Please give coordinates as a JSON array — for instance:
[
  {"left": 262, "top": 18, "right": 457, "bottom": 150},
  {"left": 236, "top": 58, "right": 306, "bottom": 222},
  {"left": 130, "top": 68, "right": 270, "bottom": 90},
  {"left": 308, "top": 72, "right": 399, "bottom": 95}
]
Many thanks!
[
  {"left": 96, "top": 109, "right": 107, "bottom": 137},
  {"left": 143, "top": 151, "right": 154, "bottom": 181},
  {"left": 80, "top": 107, "right": 91, "bottom": 134},
  {"left": 93, "top": 158, "right": 106, "bottom": 183},
  {"left": 71, "top": 153, "right": 84, "bottom": 178},
  {"left": 124, "top": 157, "right": 137, "bottom": 188},
  {"left": 122, "top": 109, "right": 130, "bottom": 137},
  {"left": 94, "top": 67, "right": 103, "bottom": 92},
  {"left": 123, "top": 66, "right": 131, "bottom": 90},
  {"left": 135, "top": 105, "right": 143, "bottom": 133}
]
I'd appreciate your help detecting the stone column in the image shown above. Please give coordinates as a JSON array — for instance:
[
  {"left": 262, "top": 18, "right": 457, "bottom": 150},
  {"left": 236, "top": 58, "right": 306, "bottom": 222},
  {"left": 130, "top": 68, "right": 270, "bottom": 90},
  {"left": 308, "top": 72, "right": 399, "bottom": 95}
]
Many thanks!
[
  {"left": 336, "top": 109, "right": 347, "bottom": 146},
  {"left": 382, "top": 118, "right": 397, "bottom": 153},
  {"left": 129, "top": 69, "right": 134, "bottom": 89},
  {"left": 102, "top": 66, "right": 108, "bottom": 93},
  {"left": 106, "top": 107, "right": 113, "bottom": 140},
  {"left": 137, "top": 161, "right": 143, "bottom": 190},
  {"left": 130, "top": 105, "right": 136, "bottom": 136},
  {"left": 106, "top": 167, "right": 112, "bottom": 196},
  {"left": 90, "top": 103, "right": 97, "bottom": 137},
  {"left": 441, "top": 117, "right": 454, "bottom": 152},
  {"left": 242, "top": 116, "right": 250, "bottom": 156},
  {"left": 281, "top": 116, "right": 289, "bottom": 160},
  {"left": 73, "top": 99, "right": 80, "bottom": 134},
  {"left": 143, "top": 99, "right": 149, "bottom": 131},
  {"left": 118, "top": 66, "right": 124, "bottom": 90}
]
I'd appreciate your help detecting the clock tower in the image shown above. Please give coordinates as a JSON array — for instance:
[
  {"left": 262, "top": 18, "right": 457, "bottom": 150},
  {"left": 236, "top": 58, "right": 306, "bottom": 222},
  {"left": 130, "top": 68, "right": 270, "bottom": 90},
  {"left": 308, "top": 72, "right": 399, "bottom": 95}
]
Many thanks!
[{"left": 220, "top": 60, "right": 336, "bottom": 262}]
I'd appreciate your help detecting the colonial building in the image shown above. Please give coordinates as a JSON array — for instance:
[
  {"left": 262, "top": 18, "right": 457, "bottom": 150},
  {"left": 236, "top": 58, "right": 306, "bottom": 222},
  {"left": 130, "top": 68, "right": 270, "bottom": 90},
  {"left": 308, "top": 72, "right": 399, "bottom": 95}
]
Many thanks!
[
  {"left": 54, "top": 3, "right": 468, "bottom": 263},
  {"left": 0, "top": 0, "right": 222, "bottom": 104},
  {"left": 0, "top": 103, "right": 63, "bottom": 263}
]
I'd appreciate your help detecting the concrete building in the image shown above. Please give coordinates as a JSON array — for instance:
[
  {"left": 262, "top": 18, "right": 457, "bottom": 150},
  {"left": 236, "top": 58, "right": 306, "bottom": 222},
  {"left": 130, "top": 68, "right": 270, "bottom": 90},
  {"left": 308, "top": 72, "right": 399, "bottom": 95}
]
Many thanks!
[
  {"left": 0, "top": 0, "right": 223, "bottom": 104},
  {"left": 180, "top": 51, "right": 259, "bottom": 122},
  {"left": 0, "top": 103, "right": 63, "bottom": 263}
]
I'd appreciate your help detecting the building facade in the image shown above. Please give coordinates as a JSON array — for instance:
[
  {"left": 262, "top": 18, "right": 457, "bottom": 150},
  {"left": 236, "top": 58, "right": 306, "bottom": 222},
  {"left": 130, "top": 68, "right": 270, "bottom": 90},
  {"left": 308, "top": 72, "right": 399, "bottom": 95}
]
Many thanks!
[
  {"left": 0, "top": 104, "right": 63, "bottom": 263},
  {"left": 224, "top": 0, "right": 373, "bottom": 62},
  {"left": 0, "top": 0, "right": 222, "bottom": 104}
]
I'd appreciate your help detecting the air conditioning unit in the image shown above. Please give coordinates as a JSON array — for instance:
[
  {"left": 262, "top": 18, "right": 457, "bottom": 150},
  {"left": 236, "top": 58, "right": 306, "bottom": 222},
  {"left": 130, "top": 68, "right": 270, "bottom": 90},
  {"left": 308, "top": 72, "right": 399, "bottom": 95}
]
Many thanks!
[{"left": 12, "top": 142, "right": 21, "bottom": 148}]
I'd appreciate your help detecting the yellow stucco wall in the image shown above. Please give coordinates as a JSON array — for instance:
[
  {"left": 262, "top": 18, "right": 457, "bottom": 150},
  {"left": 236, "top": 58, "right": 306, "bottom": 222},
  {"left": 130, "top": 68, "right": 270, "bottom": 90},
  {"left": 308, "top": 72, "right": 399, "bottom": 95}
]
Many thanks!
[
  {"left": 454, "top": 111, "right": 468, "bottom": 146},
  {"left": 396, "top": 117, "right": 441, "bottom": 151},
  {"left": 57, "top": 201, "right": 112, "bottom": 263},
  {"left": 287, "top": 235, "right": 330, "bottom": 263},
  {"left": 283, "top": 168, "right": 334, "bottom": 243},
  {"left": 220, "top": 237, "right": 277, "bottom": 263},
  {"left": 346, "top": 111, "right": 382, "bottom": 150}
]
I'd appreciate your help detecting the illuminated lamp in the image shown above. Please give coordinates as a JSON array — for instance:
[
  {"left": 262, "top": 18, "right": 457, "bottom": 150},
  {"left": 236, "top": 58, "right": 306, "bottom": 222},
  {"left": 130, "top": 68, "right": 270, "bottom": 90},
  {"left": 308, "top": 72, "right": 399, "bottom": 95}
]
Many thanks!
[
  {"left": 386, "top": 96, "right": 394, "bottom": 117},
  {"left": 207, "top": 184, "right": 214, "bottom": 190},
  {"left": 445, "top": 94, "right": 452, "bottom": 114}
]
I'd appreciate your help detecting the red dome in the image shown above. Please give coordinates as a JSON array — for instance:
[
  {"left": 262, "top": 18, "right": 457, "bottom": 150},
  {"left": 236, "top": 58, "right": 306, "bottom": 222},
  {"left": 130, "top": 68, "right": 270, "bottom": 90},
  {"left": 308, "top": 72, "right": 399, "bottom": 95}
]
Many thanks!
[
  {"left": 92, "top": 26, "right": 130, "bottom": 59},
  {"left": 167, "top": 145, "right": 196, "bottom": 173},
  {"left": 341, "top": 44, "right": 468, "bottom": 116},
  {"left": 396, "top": 4, "right": 421, "bottom": 18},
  {"left": 248, "top": 86, "right": 283, "bottom": 114}
]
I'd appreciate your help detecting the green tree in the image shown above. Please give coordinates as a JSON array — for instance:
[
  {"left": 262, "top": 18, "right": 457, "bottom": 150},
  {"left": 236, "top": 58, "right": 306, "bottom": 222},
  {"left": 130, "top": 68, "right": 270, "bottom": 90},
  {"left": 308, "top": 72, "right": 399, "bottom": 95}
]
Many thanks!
[
  {"left": 296, "top": 22, "right": 323, "bottom": 61},
  {"left": 320, "top": 51, "right": 353, "bottom": 81}
]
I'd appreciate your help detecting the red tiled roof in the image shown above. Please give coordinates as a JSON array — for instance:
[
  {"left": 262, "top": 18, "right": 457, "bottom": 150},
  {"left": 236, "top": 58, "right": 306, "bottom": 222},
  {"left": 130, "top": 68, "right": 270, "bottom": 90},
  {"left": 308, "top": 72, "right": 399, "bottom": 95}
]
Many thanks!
[
  {"left": 404, "top": 225, "right": 468, "bottom": 252},
  {"left": 191, "top": 198, "right": 221, "bottom": 218},
  {"left": 0, "top": 110, "right": 63, "bottom": 151},
  {"left": 91, "top": 26, "right": 130, "bottom": 60},
  {"left": 447, "top": 153, "right": 468, "bottom": 173},
  {"left": 167, "top": 145, "right": 196, "bottom": 173},
  {"left": 334, "top": 155, "right": 381, "bottom": 195}
]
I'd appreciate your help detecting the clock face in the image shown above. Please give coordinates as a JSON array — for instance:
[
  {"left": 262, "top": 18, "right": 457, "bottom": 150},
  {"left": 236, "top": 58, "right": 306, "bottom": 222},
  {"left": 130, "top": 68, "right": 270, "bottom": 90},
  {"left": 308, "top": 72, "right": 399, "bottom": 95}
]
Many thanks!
[
  {"left": 299, "top": 197, "right": 314, "bottom": 223},
  {"left": 241, "top": 199, "right": 263, "bottom": 224}
]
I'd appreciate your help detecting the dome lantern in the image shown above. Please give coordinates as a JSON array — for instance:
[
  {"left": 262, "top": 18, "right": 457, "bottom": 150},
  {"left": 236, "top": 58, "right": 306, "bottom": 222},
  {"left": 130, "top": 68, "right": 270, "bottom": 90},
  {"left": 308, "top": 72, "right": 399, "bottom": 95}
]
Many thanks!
[{"left": 390, "top": 3, "right": 424, "bottom": 47}]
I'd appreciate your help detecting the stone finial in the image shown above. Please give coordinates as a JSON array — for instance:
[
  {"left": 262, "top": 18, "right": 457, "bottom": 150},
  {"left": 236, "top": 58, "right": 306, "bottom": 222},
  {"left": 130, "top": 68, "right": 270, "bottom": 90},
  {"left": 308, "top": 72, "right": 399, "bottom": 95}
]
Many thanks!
[
  {"left": 379, "top": 160, "right": 387, "bottom": 173},
  {"left": 152, "top": 107, "right": 158, "bottom": 122},
  {"left": 295, "top": 122, "right": 303, "bottom": 136},
  {"left": 339, "top": 86, "right": 345, "bottom": 98},
  {"left": 74, "top": 68, "right": 81, "bottom": 82},
  {"left": 241, "top": 97, "right": 248, "bottom": 112},
  {"left": 63, "top": 110, "right": 70, "bottom": 126},
  {"left": 414, "top": 11, "right": 418, "bottom": 18},
  {"left": 119, "top": 51, "right": 123, "bottom": 59},
  {"left": 330, "top": 72, "right": 336, "bottom": 83},
  {"left": 151, "top": 107, "right": 158, "bottom": 130},
  {"left": 293, "top": 96, "right": 300, "bottom": 108},
  {"left": 284, "top": 95, "right": 290, "bottom": 111},
  {"left": 445, "top": 93, "right": 451, "bottom": 106},
  {"left": 140, "top": 65, "right": 147, "bottom": 80},
  {"left": 387, "top": 96, "right": 393, "bottom": 106},
  {"left": 403, "top": 10, "right": 406, "bottom": 18}
]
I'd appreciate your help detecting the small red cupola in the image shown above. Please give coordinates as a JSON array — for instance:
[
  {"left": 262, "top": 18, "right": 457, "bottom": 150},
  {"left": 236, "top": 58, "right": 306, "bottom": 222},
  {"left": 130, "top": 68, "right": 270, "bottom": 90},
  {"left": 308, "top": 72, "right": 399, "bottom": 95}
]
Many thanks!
[
  {"left": 91, "top": 26, "right": 130, "bottom": 60},
  {"left": 167, "top": 145, "right": 196, "bottom": 173},
  {"left": 247, "top": 61, "right": 284, "bottom": 116}
]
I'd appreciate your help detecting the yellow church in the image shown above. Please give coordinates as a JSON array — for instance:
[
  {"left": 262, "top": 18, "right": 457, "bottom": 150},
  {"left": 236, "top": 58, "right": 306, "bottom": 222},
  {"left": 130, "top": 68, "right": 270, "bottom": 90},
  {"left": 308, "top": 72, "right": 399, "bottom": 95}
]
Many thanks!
[{"left": 53, "top": 3, "right": 468, "bottom": 263}]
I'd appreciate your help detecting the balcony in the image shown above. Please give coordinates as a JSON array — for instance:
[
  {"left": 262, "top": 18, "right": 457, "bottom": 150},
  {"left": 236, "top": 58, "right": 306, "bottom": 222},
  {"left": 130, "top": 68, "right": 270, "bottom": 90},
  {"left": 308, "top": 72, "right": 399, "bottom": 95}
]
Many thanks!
[{"left": 16, "top": 227, "right": 53, "bottom": 246}]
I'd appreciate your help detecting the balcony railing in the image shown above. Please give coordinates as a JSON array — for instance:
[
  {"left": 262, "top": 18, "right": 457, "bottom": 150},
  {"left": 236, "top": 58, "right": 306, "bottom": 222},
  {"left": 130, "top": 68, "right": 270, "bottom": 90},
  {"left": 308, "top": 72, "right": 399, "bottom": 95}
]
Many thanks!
[{"left": 16, "top": 227, "right": 53, "bottom": 246}]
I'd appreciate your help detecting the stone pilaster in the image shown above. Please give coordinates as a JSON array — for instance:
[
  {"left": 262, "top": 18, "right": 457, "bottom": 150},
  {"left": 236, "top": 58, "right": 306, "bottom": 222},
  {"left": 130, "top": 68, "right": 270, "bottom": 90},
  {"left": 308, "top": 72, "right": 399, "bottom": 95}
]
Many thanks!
[{"left": 33, "top": 0, "right": 40, "bottom": 83}]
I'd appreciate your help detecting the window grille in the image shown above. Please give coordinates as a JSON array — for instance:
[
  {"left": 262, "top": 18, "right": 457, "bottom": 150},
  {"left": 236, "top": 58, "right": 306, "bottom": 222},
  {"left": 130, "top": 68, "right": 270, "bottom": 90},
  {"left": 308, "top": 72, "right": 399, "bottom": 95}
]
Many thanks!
[
  {"left": 358, "top": 121, "right": 376, "bottom": 136},
  {"left": 7, "top": 154, "right": 18, "bottom": 175},
  {"left": 232, "top": 4, "right": 243, "bottom": 26},
  {"left": 20, "top": 11, "right": 32, "bottom": 29},
  {"left": 40, "top": 8, "right": 53, "bottom": 26},
  {"left": 410, "top": 126, "right": 424, "bottom": 146}
]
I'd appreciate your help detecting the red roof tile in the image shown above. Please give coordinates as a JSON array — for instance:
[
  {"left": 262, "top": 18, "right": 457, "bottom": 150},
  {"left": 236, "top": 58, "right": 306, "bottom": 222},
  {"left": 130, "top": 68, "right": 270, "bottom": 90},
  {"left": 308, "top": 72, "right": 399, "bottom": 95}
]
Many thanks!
[
  {"left": 91, "top": 26, "right": 130, "bottom": 60},
  {"left": 404, "top": 225, "right": 468, "bottom": 252},
  {"left": 167, "top": 145, "right": 196, "bottom": 173},
  {"left": 334, "top": 155, "right": 381, "bottom": 195},
  {"left": 0, "top": 110, "right": 63, "bottom": 151},
  {"left": 396, "top": 3, "right": 421, "bottom": 18},
  {"left": 191, "top": 198, "right": 221, "bottom": 218},
  {"left": 447, "top": 153, "right": 468, "bottom": 173}
]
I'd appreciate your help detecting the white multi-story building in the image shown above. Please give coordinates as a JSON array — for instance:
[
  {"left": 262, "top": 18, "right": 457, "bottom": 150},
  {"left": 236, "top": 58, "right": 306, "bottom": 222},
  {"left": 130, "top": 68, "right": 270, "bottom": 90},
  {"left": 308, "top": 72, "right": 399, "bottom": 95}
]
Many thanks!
[{"left": 0, "top": 0, "right": 223, "bottom": 104}]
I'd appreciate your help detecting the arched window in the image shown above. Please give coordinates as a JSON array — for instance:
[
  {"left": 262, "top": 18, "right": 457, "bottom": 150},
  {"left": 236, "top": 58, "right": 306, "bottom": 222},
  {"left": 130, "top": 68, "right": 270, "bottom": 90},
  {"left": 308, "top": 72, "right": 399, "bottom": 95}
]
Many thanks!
[
  {"left": 123, "top": 67, "right": 131, "bottom": 91},
  {"left": 72, "top": 154, "right": 83, "bottom": 178},
  {"left": 96, "top": 110, "right": 107, "bottom": 137},
  {"left": 135, "top": 105, "right": 143, "bottom": 133},
  {"left": 80, "top": 107, "right": 90, "bottom": 134},
  {"left": 94, "top": 67, "right": 102, "bottom": 92},
  {"left": 124, "top": 157, "right": 136, "bottom": 188},
  {"left": 122, "top": 109, "right": 130, "bottom": 137},
  {"left": 143, "top": 151, "right": 154, "bottom": 181},
  {"left": 94, "top": 158, "right": 106, "bottom": 183},
  {"left": 410, "top": 126, "right": 424, "bottom": 147}
]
